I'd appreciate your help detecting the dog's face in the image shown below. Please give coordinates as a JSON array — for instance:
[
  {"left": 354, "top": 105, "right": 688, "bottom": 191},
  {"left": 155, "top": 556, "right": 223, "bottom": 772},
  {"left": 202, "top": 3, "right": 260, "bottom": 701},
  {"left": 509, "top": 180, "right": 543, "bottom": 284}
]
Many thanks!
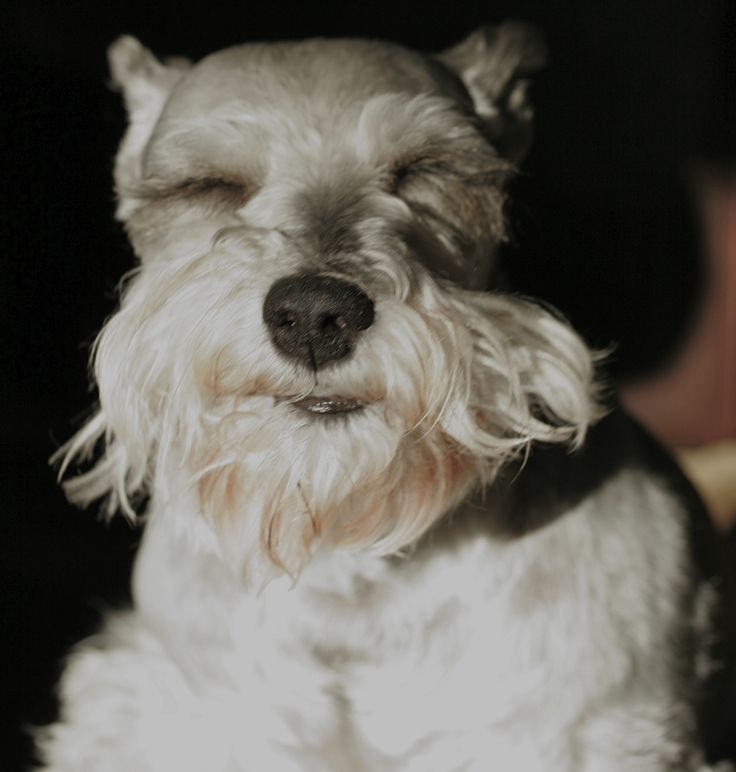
[{"left": 61, "top": 28, "right": 599, "bottom": 583}]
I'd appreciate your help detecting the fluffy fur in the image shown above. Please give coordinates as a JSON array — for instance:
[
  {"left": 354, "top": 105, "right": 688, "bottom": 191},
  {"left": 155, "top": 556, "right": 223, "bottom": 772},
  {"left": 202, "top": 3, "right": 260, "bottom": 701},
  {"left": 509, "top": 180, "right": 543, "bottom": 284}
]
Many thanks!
[{"left": 39, "top": 26, "right": 732, "bottom": 771}]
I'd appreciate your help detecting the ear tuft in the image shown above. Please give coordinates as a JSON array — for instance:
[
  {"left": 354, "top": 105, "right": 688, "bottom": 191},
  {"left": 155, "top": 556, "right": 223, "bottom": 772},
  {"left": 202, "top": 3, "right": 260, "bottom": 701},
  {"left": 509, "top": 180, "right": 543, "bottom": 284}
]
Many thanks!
[
  {"left": 439, "top": 22, "right": 547, "bottom": 162},
  {"left": 107, "top": 35, "right": 190, "bottom": 115},
  {"left": 108, "top": 35, "right": 159, "bottom": 90},
  {"left": 107, "top": 36, "right": 191, "bottom": 215}
]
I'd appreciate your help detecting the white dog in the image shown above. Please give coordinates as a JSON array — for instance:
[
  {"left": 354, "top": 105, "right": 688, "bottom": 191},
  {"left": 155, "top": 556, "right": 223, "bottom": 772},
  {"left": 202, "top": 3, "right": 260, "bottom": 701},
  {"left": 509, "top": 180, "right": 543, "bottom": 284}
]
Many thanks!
[{"left": 39, "top": 25, "right": 732, "bottom": 771}]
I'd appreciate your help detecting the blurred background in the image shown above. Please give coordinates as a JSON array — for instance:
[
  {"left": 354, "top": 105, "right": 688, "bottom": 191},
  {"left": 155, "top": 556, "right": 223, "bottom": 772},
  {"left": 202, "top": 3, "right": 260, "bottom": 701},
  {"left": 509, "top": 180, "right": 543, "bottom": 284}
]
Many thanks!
[{"left": 2, "top": 1, "right": 735, "bottom": 768}]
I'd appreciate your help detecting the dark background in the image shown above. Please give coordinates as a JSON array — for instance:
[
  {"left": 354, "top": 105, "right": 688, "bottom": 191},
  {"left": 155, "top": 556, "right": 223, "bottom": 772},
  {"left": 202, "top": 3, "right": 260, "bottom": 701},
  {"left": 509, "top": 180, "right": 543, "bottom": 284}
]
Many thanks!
[{"left": 2, "top": 1, "right": 735, "bottom": 768}]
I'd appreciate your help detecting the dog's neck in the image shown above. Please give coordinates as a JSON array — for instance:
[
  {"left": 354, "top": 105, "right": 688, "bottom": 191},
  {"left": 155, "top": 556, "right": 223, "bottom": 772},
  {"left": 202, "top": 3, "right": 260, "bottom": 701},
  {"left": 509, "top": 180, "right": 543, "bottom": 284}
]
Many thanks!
[{"left": 130, "top": 496, "right": 509, "bottom": 665}]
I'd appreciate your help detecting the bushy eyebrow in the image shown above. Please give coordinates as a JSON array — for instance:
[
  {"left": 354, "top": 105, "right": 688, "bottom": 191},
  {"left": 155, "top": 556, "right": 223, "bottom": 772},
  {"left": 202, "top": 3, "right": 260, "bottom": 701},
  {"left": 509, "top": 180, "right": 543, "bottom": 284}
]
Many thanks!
[
  {"left": 140, "top": 111, "right": 267, "bottom": 183},
  {"left": 387, "top": 149, "right": 512, "bottom": 188}
]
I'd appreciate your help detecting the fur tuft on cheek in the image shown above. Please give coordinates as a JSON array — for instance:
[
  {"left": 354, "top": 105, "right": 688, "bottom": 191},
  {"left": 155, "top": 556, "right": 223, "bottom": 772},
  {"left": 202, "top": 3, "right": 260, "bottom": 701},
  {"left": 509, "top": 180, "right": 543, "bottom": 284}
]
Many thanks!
[
  {"left": 459, "top": 290, "right": 605, "bottom": 452},
  {"left": 364, "top": 274, "right": 603, "bottom": 474},
  {"left": 52, "top": 271, "right": 163, "bottom": 520},
  {"left": 51, "top": 232, "right": 286, "bottom": 520}
]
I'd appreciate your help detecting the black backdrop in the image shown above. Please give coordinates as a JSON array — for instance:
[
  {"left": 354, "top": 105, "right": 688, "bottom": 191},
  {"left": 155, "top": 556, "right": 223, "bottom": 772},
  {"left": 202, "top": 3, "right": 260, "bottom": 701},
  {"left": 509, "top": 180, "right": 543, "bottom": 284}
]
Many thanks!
[{"left": 3, "top": 1, "right": 735, "bottom": 768}]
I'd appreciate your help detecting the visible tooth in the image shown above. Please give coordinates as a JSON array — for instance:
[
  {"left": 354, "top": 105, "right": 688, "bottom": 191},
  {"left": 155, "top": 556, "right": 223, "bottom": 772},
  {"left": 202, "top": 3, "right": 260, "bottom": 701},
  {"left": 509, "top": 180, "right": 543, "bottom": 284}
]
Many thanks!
[{"left": 282, "top": 395, "right": 363, "bottom": 414}]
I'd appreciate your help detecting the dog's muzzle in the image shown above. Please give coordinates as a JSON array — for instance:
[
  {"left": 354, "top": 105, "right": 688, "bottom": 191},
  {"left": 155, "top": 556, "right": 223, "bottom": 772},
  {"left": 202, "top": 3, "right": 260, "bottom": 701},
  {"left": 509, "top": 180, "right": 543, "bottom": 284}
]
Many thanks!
[{"left": 263, "top": 273, "right": 374, "bottom": 370}]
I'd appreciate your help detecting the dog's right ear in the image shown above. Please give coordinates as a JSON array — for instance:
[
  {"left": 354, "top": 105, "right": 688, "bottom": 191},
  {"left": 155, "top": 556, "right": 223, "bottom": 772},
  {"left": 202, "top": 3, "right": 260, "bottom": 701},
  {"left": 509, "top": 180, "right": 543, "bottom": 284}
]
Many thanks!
[
  {"left": 438, "top": 22, "right": 547, "bottom": 163},
  {"left": 108, "top": 37, "right": 191, "bottom": 217}
]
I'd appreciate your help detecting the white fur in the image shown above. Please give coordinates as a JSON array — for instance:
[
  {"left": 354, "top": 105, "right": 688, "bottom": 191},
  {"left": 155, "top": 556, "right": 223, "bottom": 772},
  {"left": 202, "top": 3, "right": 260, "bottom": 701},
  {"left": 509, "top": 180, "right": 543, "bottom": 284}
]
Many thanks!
[{"left": 39, "top": 29, "right": 730, "bottom": 771}]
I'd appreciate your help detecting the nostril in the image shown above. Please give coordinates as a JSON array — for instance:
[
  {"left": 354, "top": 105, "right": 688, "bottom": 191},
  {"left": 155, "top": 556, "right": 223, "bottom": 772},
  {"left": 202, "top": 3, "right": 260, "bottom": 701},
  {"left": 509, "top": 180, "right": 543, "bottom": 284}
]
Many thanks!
[
  {"left": 322, "top": 314, "right": 349, "bottom": 333},
  {"left": 277, "top": 312, "right": 297, "bottom": 328},
  {"left": 343, "top": 298, "right": 374, "bottom": 332}
]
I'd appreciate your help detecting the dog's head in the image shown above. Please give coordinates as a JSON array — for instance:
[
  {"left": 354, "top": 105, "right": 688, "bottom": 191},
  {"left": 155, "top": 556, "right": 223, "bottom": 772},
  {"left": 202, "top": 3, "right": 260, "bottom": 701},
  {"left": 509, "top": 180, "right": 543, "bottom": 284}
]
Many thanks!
[{"left": 59, "top": 28, "right": 600, "bottom": 582}]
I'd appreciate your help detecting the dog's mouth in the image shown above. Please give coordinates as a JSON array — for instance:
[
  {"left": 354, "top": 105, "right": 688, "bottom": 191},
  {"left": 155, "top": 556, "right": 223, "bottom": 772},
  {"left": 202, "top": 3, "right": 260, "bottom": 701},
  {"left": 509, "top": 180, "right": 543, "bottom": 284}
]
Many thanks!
[{"left": 279, "top": 395, "right": 365, "bottom": 415}]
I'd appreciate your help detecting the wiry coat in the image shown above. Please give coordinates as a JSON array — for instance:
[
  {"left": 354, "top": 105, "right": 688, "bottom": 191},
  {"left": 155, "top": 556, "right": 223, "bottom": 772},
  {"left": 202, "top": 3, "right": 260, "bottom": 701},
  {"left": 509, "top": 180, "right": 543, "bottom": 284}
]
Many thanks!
[{"left": 39, "top": 27, "right": 732, "bottom": 771}]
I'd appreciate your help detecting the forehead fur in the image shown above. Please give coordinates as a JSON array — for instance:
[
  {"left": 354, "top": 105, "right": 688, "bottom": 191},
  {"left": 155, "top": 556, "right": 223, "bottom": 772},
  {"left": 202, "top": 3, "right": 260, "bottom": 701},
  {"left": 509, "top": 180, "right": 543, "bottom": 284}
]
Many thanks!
[
  {"left": 162, "top": 38, "right": 473, "bottom": 119},
  {"left": 141, "top": 40, "right": 493, "bottom": 203},
  {"left": 112, "top": 32, "right": 524, "bottom": 283},
  {"left": 112, "top": 24, "right": 547, "bottom": 199}
]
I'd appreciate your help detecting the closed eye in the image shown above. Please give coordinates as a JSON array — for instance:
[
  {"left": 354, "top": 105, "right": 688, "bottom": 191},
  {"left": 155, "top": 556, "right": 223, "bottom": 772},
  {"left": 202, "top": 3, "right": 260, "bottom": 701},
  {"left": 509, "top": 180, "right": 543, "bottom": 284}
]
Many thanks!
[{"left": 129, "top": 176, "right": 254, "bottom": 208}]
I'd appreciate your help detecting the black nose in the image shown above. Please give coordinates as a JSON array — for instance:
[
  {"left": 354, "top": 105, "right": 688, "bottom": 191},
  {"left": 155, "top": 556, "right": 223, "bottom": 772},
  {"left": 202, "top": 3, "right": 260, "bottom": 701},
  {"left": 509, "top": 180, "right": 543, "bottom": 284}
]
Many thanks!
[{"left": 263, "top": 274, "right": 375, "bottom": 369}]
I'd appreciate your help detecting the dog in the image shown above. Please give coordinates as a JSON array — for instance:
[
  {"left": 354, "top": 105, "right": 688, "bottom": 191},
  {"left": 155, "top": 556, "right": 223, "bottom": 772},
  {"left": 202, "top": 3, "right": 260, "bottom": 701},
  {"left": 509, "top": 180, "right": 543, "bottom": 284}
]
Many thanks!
[{"left": 38, "top": 25, "right": 734, "bottom": 771}]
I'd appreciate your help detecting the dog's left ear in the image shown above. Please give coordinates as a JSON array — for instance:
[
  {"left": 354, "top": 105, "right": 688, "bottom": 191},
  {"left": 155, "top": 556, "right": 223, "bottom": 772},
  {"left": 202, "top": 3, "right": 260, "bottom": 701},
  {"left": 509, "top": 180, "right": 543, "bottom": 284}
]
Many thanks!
[
  {"left": 438, "top": 22, "right": 547, "bottom": 163},
  {"left": 108, "top": 35, "right": 190, "bottom": 123},
  {"left": 107, "top": 36, "right": 191, "bottom": 218}
]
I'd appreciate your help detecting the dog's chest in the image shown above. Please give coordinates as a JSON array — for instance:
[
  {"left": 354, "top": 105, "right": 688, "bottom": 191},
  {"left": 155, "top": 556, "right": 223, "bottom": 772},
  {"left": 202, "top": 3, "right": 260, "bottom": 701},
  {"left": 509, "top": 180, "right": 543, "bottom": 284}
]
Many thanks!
[
  {"left": 135, "top": 472, "right": 691, "bottom": 765},
  {"left": 244, "top": 523, "right": 596, "bottom": 758}
]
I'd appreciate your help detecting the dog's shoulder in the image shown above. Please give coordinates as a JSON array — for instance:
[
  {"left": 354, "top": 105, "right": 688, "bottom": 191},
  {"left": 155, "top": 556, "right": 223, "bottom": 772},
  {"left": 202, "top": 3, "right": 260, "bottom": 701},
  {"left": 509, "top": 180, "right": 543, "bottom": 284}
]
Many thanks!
[{"left": 499, "top": 406, "right": 718, "bottom": 577}]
